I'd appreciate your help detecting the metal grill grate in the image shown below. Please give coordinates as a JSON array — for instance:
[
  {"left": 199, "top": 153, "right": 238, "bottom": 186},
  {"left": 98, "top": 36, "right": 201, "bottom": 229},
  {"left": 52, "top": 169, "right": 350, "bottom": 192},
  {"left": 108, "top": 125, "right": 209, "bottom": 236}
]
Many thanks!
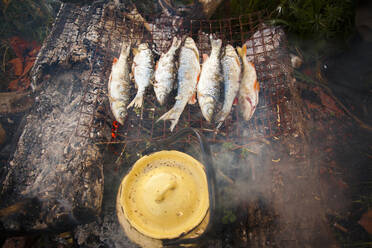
[{"left": 76, "top": 8, "right": 294, "bottom": 148}]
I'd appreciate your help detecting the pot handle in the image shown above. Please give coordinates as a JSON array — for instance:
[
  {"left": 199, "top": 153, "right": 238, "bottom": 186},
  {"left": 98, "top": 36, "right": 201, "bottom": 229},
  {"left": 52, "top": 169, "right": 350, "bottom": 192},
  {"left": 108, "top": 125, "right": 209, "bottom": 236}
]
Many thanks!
[{"left": 149, "top": 128, "right": 217, "bottom": 246}]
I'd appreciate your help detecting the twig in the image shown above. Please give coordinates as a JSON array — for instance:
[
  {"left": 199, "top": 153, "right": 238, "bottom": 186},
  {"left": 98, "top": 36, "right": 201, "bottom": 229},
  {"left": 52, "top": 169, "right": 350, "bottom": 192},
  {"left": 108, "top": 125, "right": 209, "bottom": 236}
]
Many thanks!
[
  {"left": 217, "top": 169, "right": 234, "bottom": 185},
  {"left": 125, "top": 4, "right": 152, "bottom": 33},
  {"left": 333, "top": 222, "right": 348, "bottom": 233},
  {"left": 115, "top": 143, "right": 127, "bottom": 166},
  {"left": 2, "top": 46, "right": 9, "bottom": 72},
  {"left": 294, "top": 70, "right": 372, "bottom": 132}
]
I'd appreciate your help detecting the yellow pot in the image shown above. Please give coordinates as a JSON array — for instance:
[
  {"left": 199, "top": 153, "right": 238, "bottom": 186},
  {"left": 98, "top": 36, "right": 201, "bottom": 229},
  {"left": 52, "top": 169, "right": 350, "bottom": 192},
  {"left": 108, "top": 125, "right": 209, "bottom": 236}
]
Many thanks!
[{"left": 116, "top": 150, "right": 211, "bottom": 247}]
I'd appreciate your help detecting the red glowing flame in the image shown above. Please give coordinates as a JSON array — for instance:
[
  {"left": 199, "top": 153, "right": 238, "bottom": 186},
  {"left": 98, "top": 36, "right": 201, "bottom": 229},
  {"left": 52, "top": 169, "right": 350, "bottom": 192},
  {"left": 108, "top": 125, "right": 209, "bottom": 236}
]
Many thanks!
[{"left": 111, "top": 121, "right": 119, "bottom": 139}]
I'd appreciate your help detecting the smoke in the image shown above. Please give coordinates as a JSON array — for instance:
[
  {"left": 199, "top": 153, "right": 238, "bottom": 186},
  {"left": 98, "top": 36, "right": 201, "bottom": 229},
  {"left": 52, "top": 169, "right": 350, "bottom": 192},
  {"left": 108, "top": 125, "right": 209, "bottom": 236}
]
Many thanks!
[{"left": 209, "top": 131, "right": 345, "bottom": 247}]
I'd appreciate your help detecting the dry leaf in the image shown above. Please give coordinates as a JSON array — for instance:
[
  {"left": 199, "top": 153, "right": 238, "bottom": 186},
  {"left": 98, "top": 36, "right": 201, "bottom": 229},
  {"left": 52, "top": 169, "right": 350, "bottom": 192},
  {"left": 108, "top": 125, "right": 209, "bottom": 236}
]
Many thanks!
[
  {"left": 28, "top": 46, "right": 40, "bottom": 57},
  {"left": 359, "top": 209, "right": 372, "bottom": 235},
  {"left": 21, "top": 57, "right": 35, "bottom": 77},
  {"left": 8, "top": 79, "right": 19, "bottom": 91},
  {"left": 9, "top": 36, "right": 29, "bottom": 58},
  {"left": 19, "top": 77, "right": 30, "bottom": 90},
  {"left": 2, "top": 0, "right": 11, "bottom": 8},
  {"left": 8, "top": 58, "right": 23, "bottom": 76}
]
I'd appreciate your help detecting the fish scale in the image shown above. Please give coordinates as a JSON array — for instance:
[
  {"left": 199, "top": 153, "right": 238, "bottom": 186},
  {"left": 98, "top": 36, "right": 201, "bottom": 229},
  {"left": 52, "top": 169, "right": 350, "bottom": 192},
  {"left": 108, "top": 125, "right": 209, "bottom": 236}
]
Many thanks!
[
  {"left": 128, "top": 43, "right": 154, "bottom": 109},
  {"left": 215, "top": 44, "right": 241, "bottom": 128},
  {"left": 154, "top": 37, "right": 182, "bottom": 105},
  {"left": 237, "top": 44, "right": 260, "bottom": 121},
  {"left": 108, "top": 41, "right": 131, "bottom": 125},
  {"left": 157, "top": 37, "right": 200, "bottom": 132},
  {"left": 197, "top": 36, "right": 222, "bottom": 122}
]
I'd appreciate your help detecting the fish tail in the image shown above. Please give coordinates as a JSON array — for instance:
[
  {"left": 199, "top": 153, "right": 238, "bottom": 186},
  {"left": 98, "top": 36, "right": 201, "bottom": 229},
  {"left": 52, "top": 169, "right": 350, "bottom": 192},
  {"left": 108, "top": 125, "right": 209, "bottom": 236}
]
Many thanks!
[
  {"left": 210, "top": 37, "right": 222, "bottom": 50},
  {"left": 120, "top": 41, "right": 131, "bottom": 56},
  {"left": 215, "top": 110, "right": 227, "bottom": 125},
  {"left": 188, "top": 91, "right": 197, "bottom": 104},
  {"left": 171, "top": 37, "right": 182, "bottom": 50},
  {"left": 127, "top": 92, "right": 144, "bottom": 109},
  {"left": 156, "top": 107, "right": 182, "bottom": 132},
  {"left": 215, "top": 108, "right": 230, "bottom": 129}
]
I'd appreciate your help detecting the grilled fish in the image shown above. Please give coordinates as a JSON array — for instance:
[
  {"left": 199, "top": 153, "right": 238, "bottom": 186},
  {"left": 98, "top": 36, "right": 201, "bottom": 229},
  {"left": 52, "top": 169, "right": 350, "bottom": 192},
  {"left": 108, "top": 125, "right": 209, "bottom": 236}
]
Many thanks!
[
  {"left": 154, "top": 37, "right": 182, "bottom": 105},
  {"left": 215, "top": 45, "right": 241, "bottom": 128},
  {"left": 108, "top": 41, "right": 131, "bottom": 125},
  {"left": 128, "top": 43, "right": 154, "bottom": 109},
  {"left": 197, "top": 35, "right": 222, "bottom": 122},
  {"left": 237, "top": 44, "right": 260, "bottom": 121},
  {"left": 157, "top": 37, "right": 200, "bottom": 131}
]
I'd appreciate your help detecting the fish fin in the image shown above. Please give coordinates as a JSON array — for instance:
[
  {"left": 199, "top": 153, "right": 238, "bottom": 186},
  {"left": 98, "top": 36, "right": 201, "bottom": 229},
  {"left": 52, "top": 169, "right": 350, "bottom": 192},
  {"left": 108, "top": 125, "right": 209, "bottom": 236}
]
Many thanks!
[
  {"left": 188, "top": 92, "right": 197, "bottom": 104},
  {"left": 236, "top": 46, "right": 242, "bottom": 58},
  {"left": 191, "top": 48, "right": 200, "bottom": 62},
  {"left": 156, "top": 107, "right": 182, "bottom": 132},
  {"left": 242, "top": 44, "right": 247, "bottom": 56},
  {"left": 254, "top": 80, "right": 260, "bottom": 91},
  {"left": 237, "top": 45, "right": 247, "bottom": 58},
  {"left": 132, "top": 47, "right": 139, "bottom": 56},
  {"left": 202, "top": 54, "right": 209, "bottom": 62},
  {"left": 113, "top": 57, "right": 118, "bottom": 64},
  {"left": 127, "top": 93, "right": 144, "bottom": 109},
  {"left": 249, "top": 61, "right": 256, "bottom": 69},
  {"left": 235, "top": 56, "right": 241, "bottom": 68},
  {"left": 233, "top": 97, "right": 238, "bottom": 105}
]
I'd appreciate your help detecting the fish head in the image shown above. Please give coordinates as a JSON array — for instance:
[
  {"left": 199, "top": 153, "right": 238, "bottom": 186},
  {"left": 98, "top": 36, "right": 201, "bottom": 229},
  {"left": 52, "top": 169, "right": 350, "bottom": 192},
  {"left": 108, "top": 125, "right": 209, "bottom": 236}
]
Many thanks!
[
  {"left": 112, "top": 102, "right": 127, "bottom": 125},
  {"left": 200, "top": 96, "right": 215, "bottom": 122},
  {"left": 238, "top": 95, "right": 256, "bottom": 121},
  {"left": 183, "top": 37, "right": 199, "bottom": 61},
  {"left": 225, "top": 45, "right": 237, "bottom": 57},
  {"left": 184, "top": 37, "right": 197, "bottom": 49}
]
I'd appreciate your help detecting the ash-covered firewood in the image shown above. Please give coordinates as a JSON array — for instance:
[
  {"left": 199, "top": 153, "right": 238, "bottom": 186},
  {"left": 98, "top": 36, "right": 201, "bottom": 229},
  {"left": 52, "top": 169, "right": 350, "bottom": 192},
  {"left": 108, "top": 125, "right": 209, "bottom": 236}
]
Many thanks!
[{"left": 0, "top": 2, "right": 124, "bottom": 234}]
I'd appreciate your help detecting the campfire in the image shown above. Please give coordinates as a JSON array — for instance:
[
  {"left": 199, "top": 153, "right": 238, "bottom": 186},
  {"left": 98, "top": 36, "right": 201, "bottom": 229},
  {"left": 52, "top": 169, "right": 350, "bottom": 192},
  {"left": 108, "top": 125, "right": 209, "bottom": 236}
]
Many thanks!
[{"left": 1, "top": 1, "right": 370, "bottom": 247}]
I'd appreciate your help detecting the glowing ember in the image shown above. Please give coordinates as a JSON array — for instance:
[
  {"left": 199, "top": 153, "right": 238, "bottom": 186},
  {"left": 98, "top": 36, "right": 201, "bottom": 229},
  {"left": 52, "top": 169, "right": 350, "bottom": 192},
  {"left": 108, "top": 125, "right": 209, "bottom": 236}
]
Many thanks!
[{"left": 111, "top": 121, "right": 119, "bottom": 139}]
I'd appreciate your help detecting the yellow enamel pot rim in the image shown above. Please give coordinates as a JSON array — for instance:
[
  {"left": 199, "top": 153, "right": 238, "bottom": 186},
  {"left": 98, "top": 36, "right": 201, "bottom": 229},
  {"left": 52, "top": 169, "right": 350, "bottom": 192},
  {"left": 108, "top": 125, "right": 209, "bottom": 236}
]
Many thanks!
[{"left": 117, "top": 150, "right": 210, "bottom": 240}]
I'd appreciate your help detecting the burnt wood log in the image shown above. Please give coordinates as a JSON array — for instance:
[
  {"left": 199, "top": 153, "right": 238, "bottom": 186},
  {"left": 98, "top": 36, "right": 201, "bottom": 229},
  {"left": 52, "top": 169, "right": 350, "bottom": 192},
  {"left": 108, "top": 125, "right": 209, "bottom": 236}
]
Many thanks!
[
  {"left": 0, "top": 0, "right": 221, "bottom": 237},
  {"left": 0, "top": 2, "right": 119, "bottom": 234}
]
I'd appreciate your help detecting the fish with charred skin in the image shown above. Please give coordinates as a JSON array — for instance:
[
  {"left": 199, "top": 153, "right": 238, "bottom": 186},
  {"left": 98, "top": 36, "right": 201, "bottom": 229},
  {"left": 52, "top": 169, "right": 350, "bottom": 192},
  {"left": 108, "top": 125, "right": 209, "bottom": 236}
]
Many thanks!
[
  {"left": 128, "top": 43, "right": 154, "bottom": 109},
  {"left": 108, "top": 41, "right": 131, "bottom": 125},
  {"left": 237, "top": 44, "right": 260, "bottom": 121},
  {"left": 215, "top": 44, "right": 241, "bottom": 128},
  {"left": 157, "top": 37, "right": 200, "bottom": 132},
  {"left": 154, "top": 37, "right": 182, "bottom": 105},
  {"left": 197, "top": 35, "right": 222, "bottom": 122}
]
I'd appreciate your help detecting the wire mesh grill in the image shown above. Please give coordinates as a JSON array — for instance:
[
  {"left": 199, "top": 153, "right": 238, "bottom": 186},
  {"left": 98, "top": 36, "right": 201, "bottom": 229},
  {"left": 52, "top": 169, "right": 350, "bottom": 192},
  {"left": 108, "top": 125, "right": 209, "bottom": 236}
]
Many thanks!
[{"left": 76, "top": 8, "right": 294, "bottom": 148}]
